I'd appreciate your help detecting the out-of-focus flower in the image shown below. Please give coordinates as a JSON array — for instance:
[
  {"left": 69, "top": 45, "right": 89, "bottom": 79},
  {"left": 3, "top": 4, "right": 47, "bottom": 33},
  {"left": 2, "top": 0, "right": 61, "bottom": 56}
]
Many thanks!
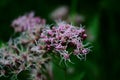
[
  {"left": 11, "top": 12, "right": 45, "bottom": 32},
  {"left": 67, "top": 14, "right": 85, "bottom": 25},
  {"left": 50, "top": 6, "right": 69, "bottom": 20},
  {"left": 0, "top": 40, "right": 50, "bottom": 80},
  {"left": 50, "top": 6, "right": 85, "bottom": 25}
]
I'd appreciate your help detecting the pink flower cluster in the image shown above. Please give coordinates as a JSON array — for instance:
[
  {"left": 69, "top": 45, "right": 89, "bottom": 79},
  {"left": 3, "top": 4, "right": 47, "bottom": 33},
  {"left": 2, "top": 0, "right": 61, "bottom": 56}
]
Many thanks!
[
  {"left": 11, "top": 12, "right": 45, "bottom": 32},
  {"left": 40, "top": 22, "right": 90, "bottom": 62},
  {"left": 0, "top": 40, "right": 50, "bottom": 80},
  {"left": 0, "top": 12, "right": 91, "bottom": 80}
]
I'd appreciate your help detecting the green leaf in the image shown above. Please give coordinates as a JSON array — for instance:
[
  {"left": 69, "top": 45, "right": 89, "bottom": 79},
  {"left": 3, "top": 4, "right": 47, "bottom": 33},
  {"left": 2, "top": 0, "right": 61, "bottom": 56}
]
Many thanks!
[
  {"left": 87, "top": 14, "right": 100, "bottom": 42},
  {"left": 72, "top": 72, "right": 85, "bottom": 80}
]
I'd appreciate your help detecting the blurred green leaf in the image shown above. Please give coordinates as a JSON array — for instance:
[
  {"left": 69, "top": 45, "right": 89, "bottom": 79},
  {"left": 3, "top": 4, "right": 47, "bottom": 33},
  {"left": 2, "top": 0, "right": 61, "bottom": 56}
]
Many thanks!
[
  {"left": 0, "top": 0, "right": 9, "bottom": 7},
  {"left": 72, "top": 72, "right": 85, "bottom": 80},
  {"left": 87, "top": 14, "right": 100, "bottom": 41}
]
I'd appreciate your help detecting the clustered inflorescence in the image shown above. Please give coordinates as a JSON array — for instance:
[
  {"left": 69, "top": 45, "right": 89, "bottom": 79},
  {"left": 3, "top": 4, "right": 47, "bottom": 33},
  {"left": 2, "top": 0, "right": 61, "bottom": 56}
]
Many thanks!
[{"left": 0, "top": 12, "right": 90, "bottom": 80}]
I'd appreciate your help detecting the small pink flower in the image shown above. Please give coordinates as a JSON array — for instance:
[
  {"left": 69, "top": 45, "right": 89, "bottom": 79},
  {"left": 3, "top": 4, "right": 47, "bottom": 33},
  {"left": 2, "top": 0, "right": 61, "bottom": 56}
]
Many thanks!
[
  {"left": 82, "top": 48, "right": 89, "bottom": 54},
  {"left": 56, "top": 44, "right": 66, "bottom": 50},
  {"left": 73, "top": 49, "right": 80, "bottom": 55},
  {"left": 63, "top": 53, "right": 70, "bottom": 60}
]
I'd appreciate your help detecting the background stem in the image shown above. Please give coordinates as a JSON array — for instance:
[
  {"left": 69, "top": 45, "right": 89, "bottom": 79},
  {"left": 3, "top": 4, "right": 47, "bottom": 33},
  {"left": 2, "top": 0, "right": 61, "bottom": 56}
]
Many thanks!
[{"left": 71, "top": 0, "right": 78, "bottom": 15}]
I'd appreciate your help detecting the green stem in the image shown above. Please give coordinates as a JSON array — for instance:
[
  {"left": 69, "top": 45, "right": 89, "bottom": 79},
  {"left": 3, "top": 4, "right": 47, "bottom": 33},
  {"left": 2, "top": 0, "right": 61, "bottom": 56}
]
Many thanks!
[
  {"left": 71, "top": 0, "right": 79, "bottom": 15},
  {"left": 63, "top": 64, "right": 67, "bottom": 80},
  {"left": 70, "top": 0, "right": 79, "bottom": 25}
]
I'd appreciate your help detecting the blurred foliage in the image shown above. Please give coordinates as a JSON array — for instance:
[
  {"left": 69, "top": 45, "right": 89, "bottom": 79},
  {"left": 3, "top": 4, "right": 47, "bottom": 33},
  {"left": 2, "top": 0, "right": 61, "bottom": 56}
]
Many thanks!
[{"left": 0, "top": 0, "right": 120, "bottom": 80}]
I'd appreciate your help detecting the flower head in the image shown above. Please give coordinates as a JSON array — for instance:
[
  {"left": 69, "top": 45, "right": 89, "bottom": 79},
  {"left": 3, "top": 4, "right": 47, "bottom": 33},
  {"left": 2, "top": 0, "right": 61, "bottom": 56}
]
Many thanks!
[
  {"left": 40, "top": 22, "right": 90, "bottom": 62},
  {"left": 11, "top": 12, "right": 45, "bottom": 32}
]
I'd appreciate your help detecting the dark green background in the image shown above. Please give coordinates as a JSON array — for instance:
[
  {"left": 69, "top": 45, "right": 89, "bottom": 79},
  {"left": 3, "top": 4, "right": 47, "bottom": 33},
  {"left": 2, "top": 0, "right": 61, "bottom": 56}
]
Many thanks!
[{"left": 0, "top": 0, "right": 120, "bottom": 80}]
